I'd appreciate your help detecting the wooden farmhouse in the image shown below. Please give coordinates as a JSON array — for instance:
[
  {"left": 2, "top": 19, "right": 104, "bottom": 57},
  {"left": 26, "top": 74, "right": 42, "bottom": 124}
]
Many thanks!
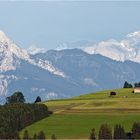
[{"left": 134, "top": 87, "right": 140, "bottom": 93}]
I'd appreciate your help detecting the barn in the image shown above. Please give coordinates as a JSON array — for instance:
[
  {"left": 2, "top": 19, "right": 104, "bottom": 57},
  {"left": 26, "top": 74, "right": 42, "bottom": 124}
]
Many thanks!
[{"left": 134, "top": 87, "right": 140, "bottom": 93}]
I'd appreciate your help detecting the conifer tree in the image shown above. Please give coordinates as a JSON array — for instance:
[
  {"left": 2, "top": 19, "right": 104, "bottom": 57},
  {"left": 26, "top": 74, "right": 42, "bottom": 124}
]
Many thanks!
[
  {"left": 34, "top": 96, "right": 42, "bottom": 103},
  {"left": 98, "top": 124, "right": 112, "bottom": 139},
  {"left": 23, "top": 130, "right": 29, "bottom": 139},
  {"left": 37, "top": 131, "right": 46, "bottom": 140},
  {"left": 114, "top": 124, "right": 125, "bottom": 139},
  {"left": 123, "top": 81, "right": 133, "bottom": 88},
  {"left": 89, "top": 128, "right": 96, "bottom": 140},
  {"left": 132, "top": 122, "right": 140, "bottom": 139},
  {"left": 51, "top": 134, "right": 57, "bottom": 140},
  {"left": 33, "top": 133, "right": 38, "bottom": 139}
]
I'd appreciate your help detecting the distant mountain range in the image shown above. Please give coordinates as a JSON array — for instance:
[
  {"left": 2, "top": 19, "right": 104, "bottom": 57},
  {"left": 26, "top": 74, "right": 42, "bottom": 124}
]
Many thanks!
[
  {"left": 84, "top": 31, "right": 140, "bottom": 63},
  {"left": 0, "top": 30, "right": 140, "bottom": 103}
]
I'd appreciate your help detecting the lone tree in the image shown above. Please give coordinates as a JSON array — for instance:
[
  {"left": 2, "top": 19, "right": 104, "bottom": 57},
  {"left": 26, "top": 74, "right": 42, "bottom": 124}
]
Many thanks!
[
  {"left": 132, "top": 122, "right": 140, "bottom": 139},
  {"left": 37, "top": 131, "right": 46, "bottom": 140},
  {"left": 123, "top": 81, "right": 133, "bottom": 88},
  {"left": 33, "top": 133, "right": 38, "bottom": 139},
  {"left": 34, "top": 96, "right": 42, "bottom": 103},
  {"left": 126, "top": 132, "right": 133, "bottom": 139},
  {"left": 89, "top": 128, "right": 96, "bottom": 140},
  {"left": 51, "top": 134, "right": 57, "bottom": 140},
  {"left": 113, "top": 124, "right": 126, "bottom": 139},
  {"left": 6, "top": 91, "right": 25, "bottom": 104},
  {"left": 23, "top": 130, "right": 29, "bottom": 139},
  {"left": 98, "top": 124, "right": 112, "bottom": 139}
]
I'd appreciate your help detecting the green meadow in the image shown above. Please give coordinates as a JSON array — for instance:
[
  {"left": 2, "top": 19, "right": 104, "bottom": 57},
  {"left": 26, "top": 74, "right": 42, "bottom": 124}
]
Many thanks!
[{"left": 20, "top": 88, "right": 140, "bottom": 139}]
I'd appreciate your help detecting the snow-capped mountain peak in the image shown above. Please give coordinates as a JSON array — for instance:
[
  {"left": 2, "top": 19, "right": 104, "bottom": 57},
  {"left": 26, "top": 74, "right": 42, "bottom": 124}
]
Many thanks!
[
  {"left": 84, "top": 30, "right": 140, "bottom": 63},
  {"left": 0, "top": 31, "right": 66, "bottom": 78},
  {"left": 0, "top": 30, "right": 31, "bottom": 72},
  {"left": 0, "top": 30, "right": 9, "bottom": 43},
  {"left": 0, "top": 30, "right": 30, "bottom": 60}
]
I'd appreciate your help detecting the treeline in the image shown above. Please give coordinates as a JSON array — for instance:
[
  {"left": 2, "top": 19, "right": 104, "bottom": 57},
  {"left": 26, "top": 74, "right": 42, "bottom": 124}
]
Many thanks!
[
  {"left": 20, "top": 122, "right": 140, "bottom": 140},
  {"left": 22, "top": 130, "right": 56, "bottom": 140},
  {"left": 123, "top": 81, "right": 140, "bottom": 88},
  {"left": 0, "top": 101, "right": 52, "bottom": 139},
  {"left": 89, "top": 122, "right": 140, "bottom": 139}
]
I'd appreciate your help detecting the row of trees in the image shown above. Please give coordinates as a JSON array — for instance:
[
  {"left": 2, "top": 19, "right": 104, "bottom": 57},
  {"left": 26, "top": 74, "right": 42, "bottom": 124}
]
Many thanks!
[
  {"left": 19, "top": 122, "right": 140, "bottom": 139},
  {"left": 89, "top": 122, "right": 140, "bottom": 139},
  {"left": 123, "top": 81, "right": 140, "bottom": 88},
  {"left": 23, "top": 130, "right": 56, "bottom": 140}
]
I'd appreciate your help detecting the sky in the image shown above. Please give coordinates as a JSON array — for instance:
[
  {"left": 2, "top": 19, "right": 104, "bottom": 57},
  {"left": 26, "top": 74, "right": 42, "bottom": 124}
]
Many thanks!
[{"left": 0, "top": 1, "right": 140, "bottom": 49}]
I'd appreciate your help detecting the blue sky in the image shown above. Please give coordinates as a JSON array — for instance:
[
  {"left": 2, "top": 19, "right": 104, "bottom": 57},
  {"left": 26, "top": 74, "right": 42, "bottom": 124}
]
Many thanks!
[{"left": 0, "top": 1, "right": 140, "bottom": 49}]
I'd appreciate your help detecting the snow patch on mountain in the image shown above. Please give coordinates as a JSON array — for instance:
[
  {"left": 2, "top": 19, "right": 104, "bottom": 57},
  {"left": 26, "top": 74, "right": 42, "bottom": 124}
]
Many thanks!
[
  {"left": 0, "top": 74, "right": 20, "bottom": 96},
  {"left": 31, "top": 87, "right": 46, "bottom": 92},
  {"left": 84, "top": 78, "right": 97, "bottom": 86},
  {"left": 36, "top": 59, "right": 66, "bottom": 77},
  {"left": 0, "top": 75, "right": 8, "bottom": 96},
  {"left": 27, "top": 45, "right": 47, "bottom": 55},
  {"left": 28, "top": 58, "right": 66, "bottom": 78},
  {"left": 56, "top": 40, "right": 93, "bottom": 50},
  {"left": 45, "top": 92, "right": 58, "bottom": 99}
]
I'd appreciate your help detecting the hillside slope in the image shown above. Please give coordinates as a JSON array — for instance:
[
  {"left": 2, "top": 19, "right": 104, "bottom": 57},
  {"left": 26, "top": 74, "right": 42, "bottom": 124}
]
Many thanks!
[
  {"left": 20, "top": 88, "right": 140, "bottom": 139},
  {"left": 45, "top": 88, "right": 139, "bottom": 114}
]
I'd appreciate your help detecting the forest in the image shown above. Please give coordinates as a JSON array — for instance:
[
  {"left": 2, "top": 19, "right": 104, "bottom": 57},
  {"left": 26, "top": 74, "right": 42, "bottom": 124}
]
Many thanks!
[{"left": 0, "top": 92, "right": 52, "bottom": 139}]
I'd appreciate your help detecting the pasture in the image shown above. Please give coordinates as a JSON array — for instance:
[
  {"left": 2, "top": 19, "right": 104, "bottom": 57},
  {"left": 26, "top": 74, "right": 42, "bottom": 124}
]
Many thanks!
[{"left": 20, "top": 88, "right": 140, "bottom": 139}]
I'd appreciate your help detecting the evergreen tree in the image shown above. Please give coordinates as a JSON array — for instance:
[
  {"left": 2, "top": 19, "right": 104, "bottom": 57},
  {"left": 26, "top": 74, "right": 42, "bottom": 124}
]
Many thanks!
[
  {"left": 34, "top": 96, "right": 42, "bottom": 103},
  {"left": 98, "top": 124, "right": 112, "bottom": 139},
  {"left": 37, "top": 131, "right": 46, "bottom": 140},
  {"left": 33, "top": 133, "right": 38, "bottom": 139},
  {"left": 89, "top": 128, "right": 96, "bottom": 140},
  {"left": 113, "top": 124, "right": 126, "bottom": 139},
  {"left": 23, "top": 130, "right": 29, "bottom": 139},
  {"left": 6, "top": 91, "right": 25, "bottom": 104},
  {"left": 126, "top": 132, "right": 132, "bottom": 139},
  {"left": 132, "top": 122, "right": 140, "bottom": 139},
  {"left": 134, "top": 82, "right": 140, "bottom": 87},
  {"left": 123, "top": 81, "right": 133, "bottom": 88},
  {"left": 14, "top": 131, "right": 20, "bottom": 139},
  {"left": 51, "top": 134, "right": 57, "bottom": 140}
]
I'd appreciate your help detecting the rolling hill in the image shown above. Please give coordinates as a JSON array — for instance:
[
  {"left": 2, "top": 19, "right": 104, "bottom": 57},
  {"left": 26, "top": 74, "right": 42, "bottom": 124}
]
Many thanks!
[{"left": 20, "top": 88, "right": 140, "bottom": 139}]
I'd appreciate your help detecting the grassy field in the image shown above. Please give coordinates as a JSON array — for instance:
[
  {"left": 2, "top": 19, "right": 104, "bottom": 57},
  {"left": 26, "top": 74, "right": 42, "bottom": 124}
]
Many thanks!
[{"left": 20, "top": 88, "right": 140, "bottom": 139}]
